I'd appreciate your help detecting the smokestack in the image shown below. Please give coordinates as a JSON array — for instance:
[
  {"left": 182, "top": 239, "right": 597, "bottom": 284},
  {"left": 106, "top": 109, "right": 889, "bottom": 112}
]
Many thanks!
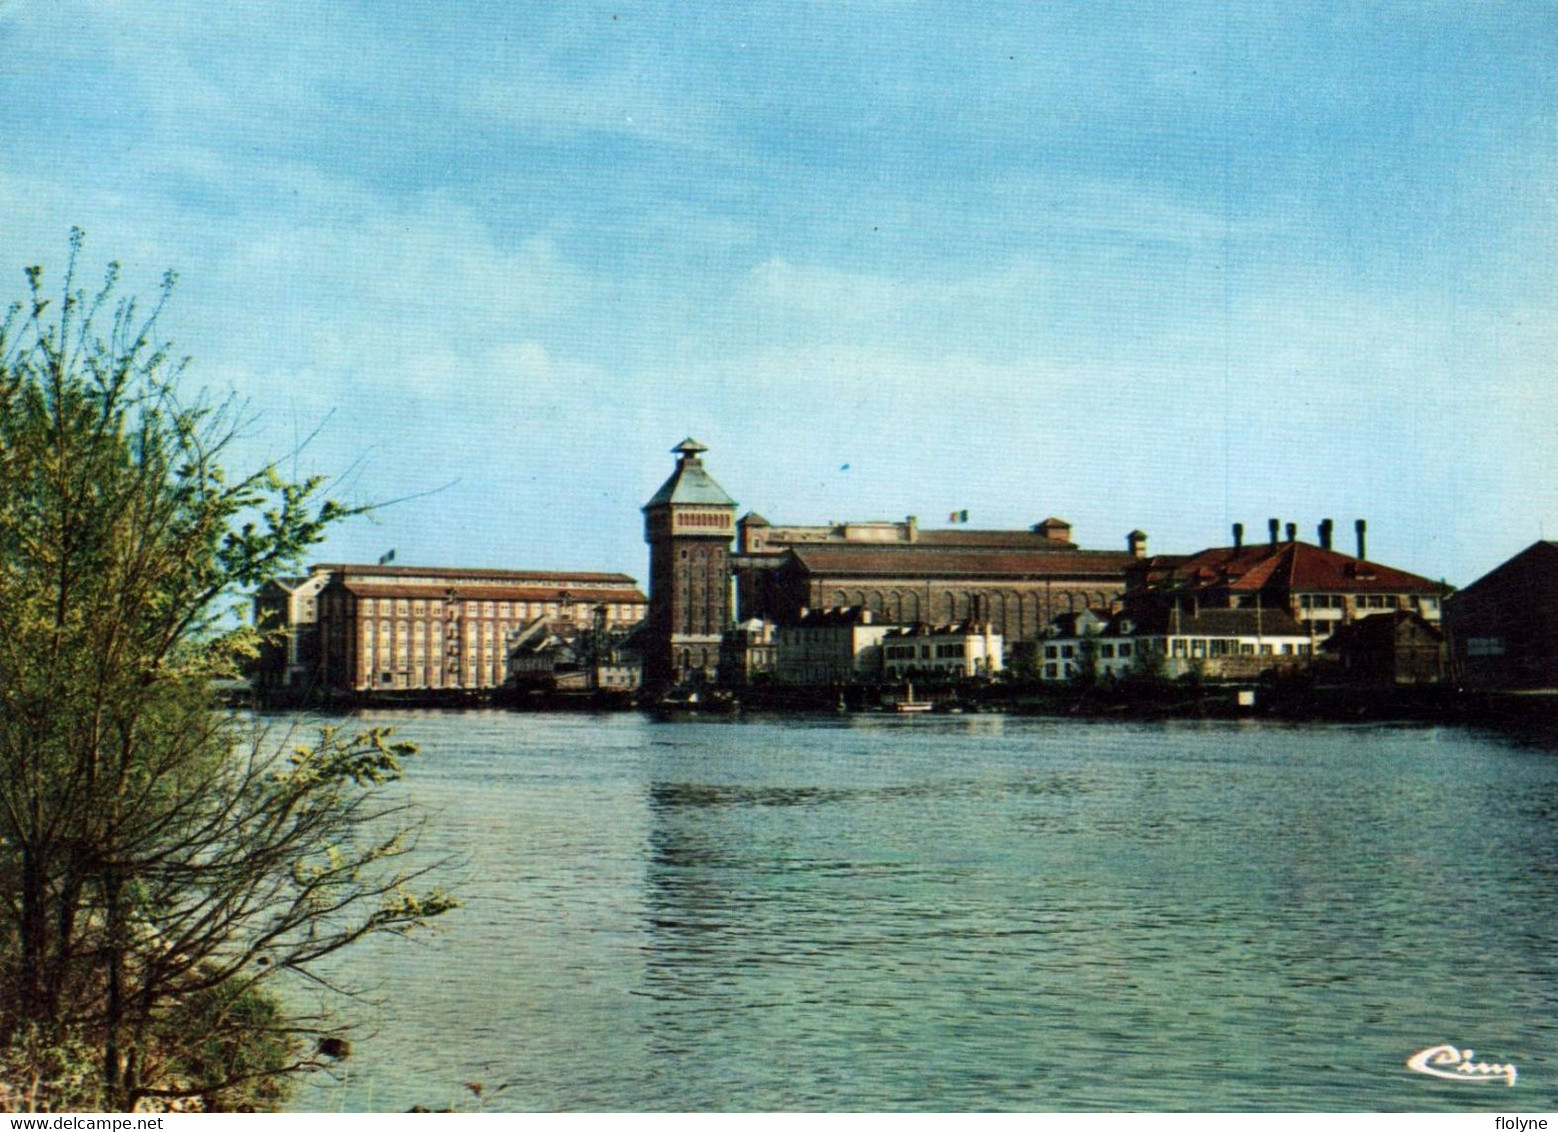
[
  {"left": 1232, "top": 522, "right": 1244, "bottom": 550},
  {"left": 1285, "top": 522, "right": 1297, "bottom": 543},
  {"left": 1268, "top": 518, "right": 1280, "bottom": 547},
  {"left": 1319, "top": 519, "right": 1333, "bottom": 551},
  {"left": 1355, "top": 519, "right": 1367, "bottom": 561}
]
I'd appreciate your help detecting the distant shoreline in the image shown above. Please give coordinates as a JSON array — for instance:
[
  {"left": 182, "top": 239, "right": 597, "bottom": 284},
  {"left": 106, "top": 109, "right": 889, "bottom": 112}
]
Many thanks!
[{"left": 243, "top": 682, "right": 1558, "bottom": 730}]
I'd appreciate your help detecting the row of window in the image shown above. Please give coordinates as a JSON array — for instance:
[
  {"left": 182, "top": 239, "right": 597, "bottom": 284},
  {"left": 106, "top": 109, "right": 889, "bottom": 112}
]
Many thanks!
[
  {"left": 352, "top": 597, "right": 642, "bottom": 620},
  {"left": 1044, "top": 642, "right": 1134, "bottom": 660},
  {"left": 1297, "top": 593, "right": 1436, "bottom": 611},
  {"left": 676, "top": 511, "right": 731, "bottom": 528},
  {"left": 364, "top": 645, "right": 500, "bottom": 664},
  {"left": 1047, "top": 639, "right": 1312, "bottom": 660},
  {"left": 884, "top": 643, "right": 971, "bottom": 660},
  {"left": 826, "top": 592, "right": 1117, "bottom": 621},
  {"left": 370, "top": 662, "right": 506, "bottom": 688},
  {"left": 1167, "top": 639, "right": 1313, "bottom": 657},
  {"left": 361, "top": 620, "right": 509, "bottom": 642}
]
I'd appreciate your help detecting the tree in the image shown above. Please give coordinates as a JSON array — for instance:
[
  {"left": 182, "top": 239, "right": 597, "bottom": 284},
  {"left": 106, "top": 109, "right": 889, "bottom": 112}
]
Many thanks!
[
  {"left": 0, "top": 231, "right": 455, "bottom": 1110},
  {"left": 1068, "top": 637, "right": 1100, "bottom": 690}
]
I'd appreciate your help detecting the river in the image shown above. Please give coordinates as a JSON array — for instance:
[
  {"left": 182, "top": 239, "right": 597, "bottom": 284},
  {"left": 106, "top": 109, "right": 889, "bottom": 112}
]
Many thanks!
[{"left": 282, "top": 710, "right": 1557, "bottom": 1112}]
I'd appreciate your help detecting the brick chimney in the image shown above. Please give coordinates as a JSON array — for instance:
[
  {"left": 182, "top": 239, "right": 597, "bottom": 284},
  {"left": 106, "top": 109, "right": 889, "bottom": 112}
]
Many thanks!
[
  {"left": 1268, "top": 518, "right": 1280, "bottom": 547},
  {"left": 1318, "top": 518, "right": 1333, "bottom": 551},
  {"left": 1233, "top": 522, "right": 1244, "bottom": 549},
  {"left": 1127, "top": 530, "right": 1147, "bottom": 559},
  {"left": 1285, "top": 522, "right": 1297, "bottom": 543},
  {"left": 1355, "top": 519, "right": 1368, "bottom": 561}
]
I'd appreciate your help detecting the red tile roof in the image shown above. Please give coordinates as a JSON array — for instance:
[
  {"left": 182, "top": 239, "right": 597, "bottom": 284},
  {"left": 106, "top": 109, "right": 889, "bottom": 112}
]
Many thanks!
[{"left": 1161, "top": 542, "right": 1439, "bottom": 595}]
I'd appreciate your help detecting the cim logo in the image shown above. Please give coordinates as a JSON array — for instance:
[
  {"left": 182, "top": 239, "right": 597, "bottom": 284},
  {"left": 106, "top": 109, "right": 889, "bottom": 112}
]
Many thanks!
[{"left": 1406, "top": 1043, "right": 1518, "bottom": 1087}]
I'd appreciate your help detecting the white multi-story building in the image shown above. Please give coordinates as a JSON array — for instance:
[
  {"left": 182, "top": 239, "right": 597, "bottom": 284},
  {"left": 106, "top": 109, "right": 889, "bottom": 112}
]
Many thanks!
[
  {"left": 880, "top": 622, "right": 1003, "bottom": 681},
  {"left": 773, "top": 607, "right": 892, "bottom": 685},
  {"left": 1038, "top": 607, "right": 1313, "bottom": 683}
]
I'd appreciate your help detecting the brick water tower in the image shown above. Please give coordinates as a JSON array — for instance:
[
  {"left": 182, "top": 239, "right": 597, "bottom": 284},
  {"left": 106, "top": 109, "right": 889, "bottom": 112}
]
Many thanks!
[{"left": 642, "top": 439, "right": 737, "bottom": 690}]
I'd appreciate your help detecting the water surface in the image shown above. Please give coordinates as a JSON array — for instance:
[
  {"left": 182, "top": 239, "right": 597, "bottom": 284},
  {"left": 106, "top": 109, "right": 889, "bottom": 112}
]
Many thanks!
[{"left": 288, "top": 711, "right": 1558, "bottom": 1111}]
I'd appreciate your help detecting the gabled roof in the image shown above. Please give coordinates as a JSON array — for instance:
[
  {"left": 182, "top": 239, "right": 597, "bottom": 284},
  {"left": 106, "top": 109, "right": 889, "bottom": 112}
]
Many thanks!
[
  {"left": 882, "top": 620, "right": 996, "bottom": 638},
  {"left": 1049, "top": 609, "right": 1110, "bottom": 636},
  {"left": 1158, "top": 542, "right": 1439, "bottom": 595},
  {"left": 1450, "top": 540, "right": 1558, "bottom": 603},
  {"left": 787, "top": 605, "right": 879, "bottom": 626}
]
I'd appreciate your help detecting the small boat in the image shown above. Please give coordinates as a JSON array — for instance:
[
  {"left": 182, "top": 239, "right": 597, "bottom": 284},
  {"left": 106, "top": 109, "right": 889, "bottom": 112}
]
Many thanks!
[{"left": 893, "top": 683, "right": 933, "bottom": 713}]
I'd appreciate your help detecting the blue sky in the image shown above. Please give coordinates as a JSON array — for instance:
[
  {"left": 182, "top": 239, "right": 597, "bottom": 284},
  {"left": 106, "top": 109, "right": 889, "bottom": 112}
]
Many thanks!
[{"left": 3, "top": 2, "right": 1555, "bottom": 587}]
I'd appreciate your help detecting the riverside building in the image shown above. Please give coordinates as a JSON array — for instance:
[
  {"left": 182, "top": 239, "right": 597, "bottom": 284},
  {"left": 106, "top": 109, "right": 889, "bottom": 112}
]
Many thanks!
[
  {"left": 642, "top": 439, "right": 740, "bottom": 689},
  {"left": 732, "top": 510, "right": 1146, "bottom": 650},
  {"left": 257, "top": 563, "right": 646, "bottom": 695},
  {"left": 1127, "top": 519, "right": 1445, "bottom": 642}
]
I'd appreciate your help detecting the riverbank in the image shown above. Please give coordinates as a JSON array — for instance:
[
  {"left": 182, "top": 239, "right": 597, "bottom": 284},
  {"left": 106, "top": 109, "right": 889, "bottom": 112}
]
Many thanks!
[{"left": 246, "top": 679, "right": 1558, "bottom": 729}]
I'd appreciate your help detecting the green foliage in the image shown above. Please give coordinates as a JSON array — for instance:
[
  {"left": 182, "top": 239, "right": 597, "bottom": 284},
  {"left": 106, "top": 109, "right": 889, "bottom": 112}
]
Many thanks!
[
  {"left": 1068, "top": 638, "right": 1100, "bottom": 690},
  {"left": 157, "top": 981, "right": 299, "bottom": 1112},
  {"left": 0, "top": 233, "right": 456, "bottom": 1110},
  {"left": 0, "top": 1025, "right": 107, "bottom": 1113}
]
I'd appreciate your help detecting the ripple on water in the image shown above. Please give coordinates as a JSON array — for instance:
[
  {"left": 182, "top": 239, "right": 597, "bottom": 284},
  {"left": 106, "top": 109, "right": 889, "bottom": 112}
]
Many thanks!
[{"left": 290, "top": 712, "right": 1558, "bottom": 1112}]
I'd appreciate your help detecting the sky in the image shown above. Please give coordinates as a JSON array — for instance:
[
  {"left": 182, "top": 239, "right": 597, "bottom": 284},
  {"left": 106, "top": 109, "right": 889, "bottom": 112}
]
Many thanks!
[{"left": 3, "top": 1, "right": 1555, "bottom": 588}]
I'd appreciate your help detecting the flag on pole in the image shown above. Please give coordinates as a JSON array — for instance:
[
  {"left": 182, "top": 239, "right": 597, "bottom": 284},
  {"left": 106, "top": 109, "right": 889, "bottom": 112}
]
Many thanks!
[{"left": 378, "top": 549, "right": 397, "bottom": 565}]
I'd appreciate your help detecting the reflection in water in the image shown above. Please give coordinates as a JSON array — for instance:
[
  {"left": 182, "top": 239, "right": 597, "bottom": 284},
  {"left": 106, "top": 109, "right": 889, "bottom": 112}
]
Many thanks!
[{"left": 296, "top": 712, "right": 1558, "bottom": 1112}]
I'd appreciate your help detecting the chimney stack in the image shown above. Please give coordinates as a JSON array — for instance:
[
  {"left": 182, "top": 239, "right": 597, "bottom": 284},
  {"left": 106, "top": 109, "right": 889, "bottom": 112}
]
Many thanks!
[
  {"left": 1232, "top": 522, "right": 1244, "bottom": 550},
  {"left": 1319, "top": 518, "right": 1333, "bottom": 551},
  {"left": 1285, "top": 522, "right": 1297, "bottom": 543},
  {"left": 1127, "top": 530, "right": 1148, "bottom": 559},
  {"left": 1268, "top": 518, "right": 1280, "bottom": 547},
  {"left": 1355, "top": 519, "right": 1368, "bottom": 561}
]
